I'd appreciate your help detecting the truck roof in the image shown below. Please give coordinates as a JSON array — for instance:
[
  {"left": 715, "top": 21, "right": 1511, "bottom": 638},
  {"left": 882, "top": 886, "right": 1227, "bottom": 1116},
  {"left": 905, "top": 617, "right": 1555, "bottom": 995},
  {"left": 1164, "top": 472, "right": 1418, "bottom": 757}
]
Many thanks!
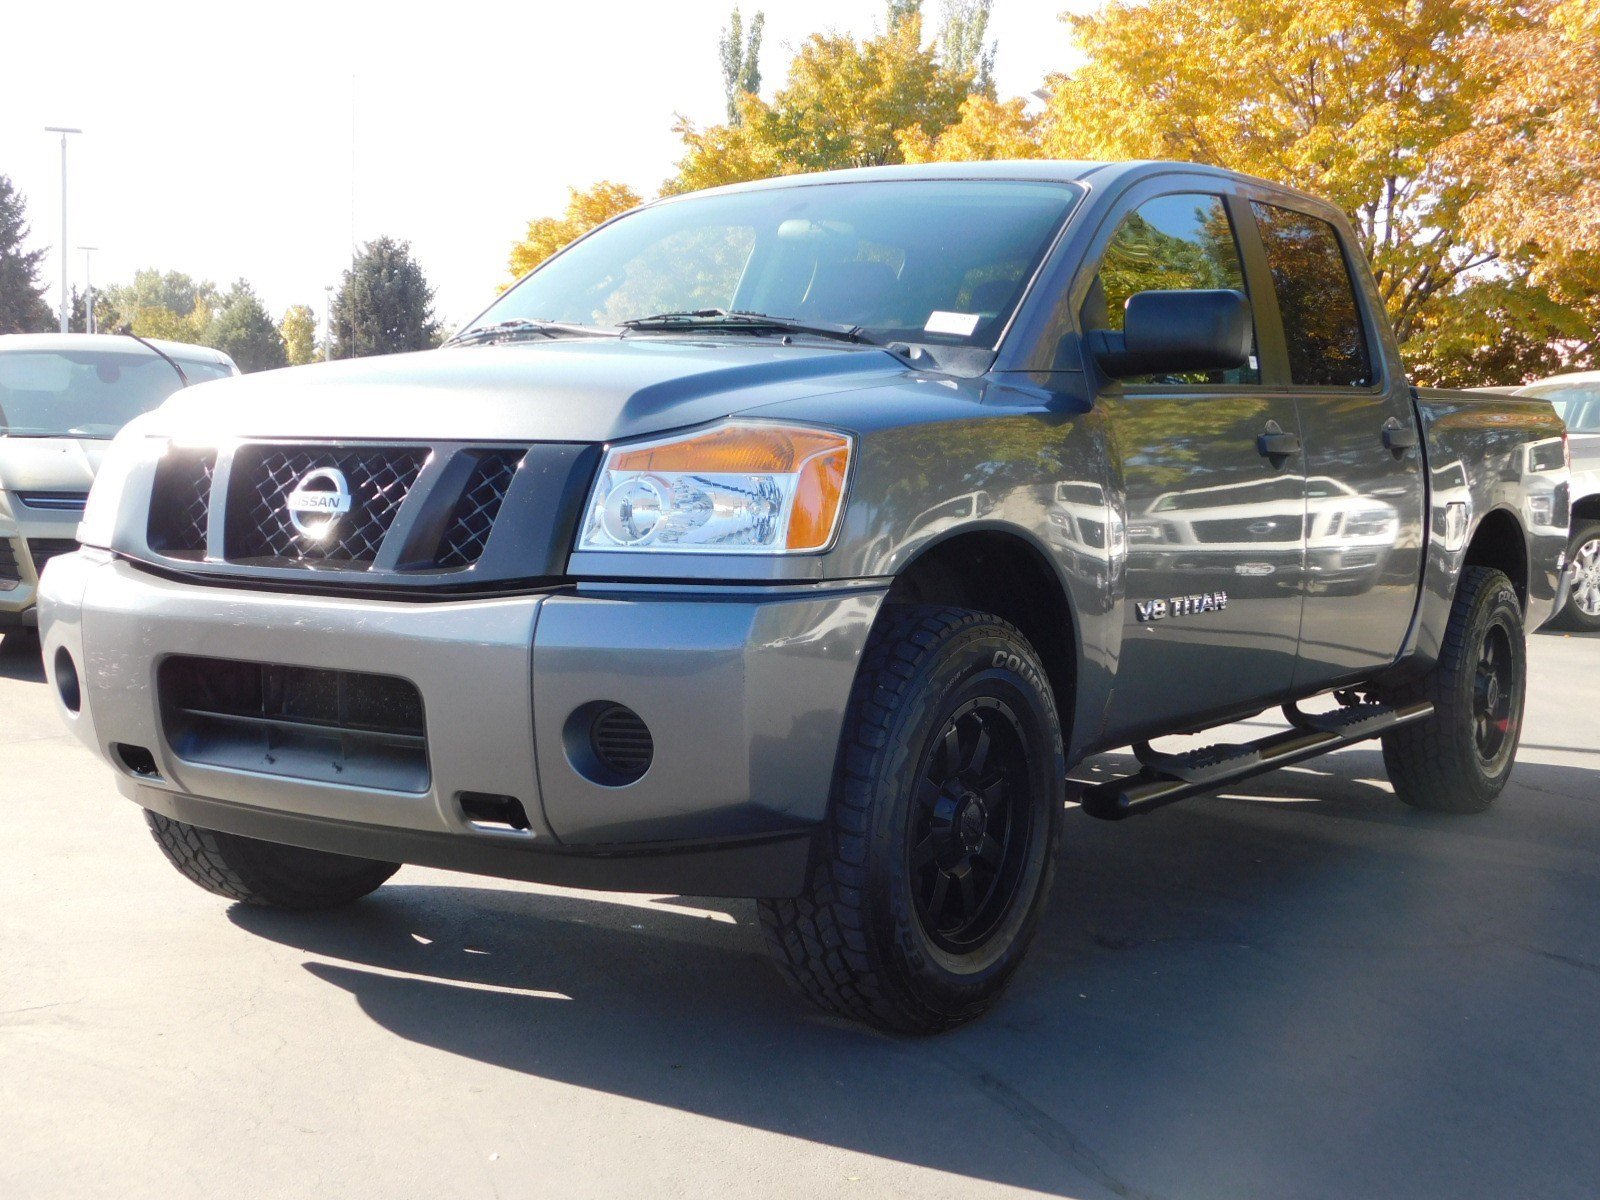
[{"left": 665, "top": 158, "right": 1307, "bottom": 204}]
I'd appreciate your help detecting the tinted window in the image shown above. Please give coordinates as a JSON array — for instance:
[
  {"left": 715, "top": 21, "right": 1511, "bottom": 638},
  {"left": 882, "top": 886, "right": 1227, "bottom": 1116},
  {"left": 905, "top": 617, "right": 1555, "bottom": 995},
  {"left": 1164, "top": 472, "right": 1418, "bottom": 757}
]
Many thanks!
[
  {"left": 1252, "top": 203, "right": 1373, "bottom": 387},
  {"left": 1085, "top": 193, "right": 1258, "bottom": 385},
  {"left": 474, "top": 180, "right": 1077, "bottom": 348}
]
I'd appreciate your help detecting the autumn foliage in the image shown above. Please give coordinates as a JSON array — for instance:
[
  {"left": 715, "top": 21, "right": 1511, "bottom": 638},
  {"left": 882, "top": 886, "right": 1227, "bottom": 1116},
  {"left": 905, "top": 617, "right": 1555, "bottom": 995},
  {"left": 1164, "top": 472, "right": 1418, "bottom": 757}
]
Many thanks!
[{"left": 505, "top": 0, "right": 1600, "bottom": 384}]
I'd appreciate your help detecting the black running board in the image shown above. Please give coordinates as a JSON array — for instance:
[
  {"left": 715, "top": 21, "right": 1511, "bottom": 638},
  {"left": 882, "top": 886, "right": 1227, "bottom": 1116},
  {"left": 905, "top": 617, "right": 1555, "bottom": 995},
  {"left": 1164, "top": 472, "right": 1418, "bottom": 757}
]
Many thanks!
[{"left": 1078, "top": 699, "right": 1434, "bottom": 821}]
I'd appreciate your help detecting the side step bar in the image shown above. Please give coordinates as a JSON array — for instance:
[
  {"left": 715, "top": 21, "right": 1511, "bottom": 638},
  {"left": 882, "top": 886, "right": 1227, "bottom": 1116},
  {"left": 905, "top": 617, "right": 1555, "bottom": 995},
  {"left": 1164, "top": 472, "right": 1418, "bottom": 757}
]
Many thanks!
[{"left": 1078, "top": 699, "right": 1434, "bottom": 821}]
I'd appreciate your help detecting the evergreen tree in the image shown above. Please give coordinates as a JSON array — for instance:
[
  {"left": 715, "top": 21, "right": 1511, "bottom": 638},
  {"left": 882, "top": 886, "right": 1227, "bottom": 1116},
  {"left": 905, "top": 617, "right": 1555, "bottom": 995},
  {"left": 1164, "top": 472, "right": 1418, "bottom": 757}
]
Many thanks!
[
  {"left": 206, "top": 279, "right": 287, "bottom": 372},
  {"left": 0, "top": 176, "right": 54, "bottom": 334},
  {"left": 330, "top": 237, "right": 441, "bottom": 358}
]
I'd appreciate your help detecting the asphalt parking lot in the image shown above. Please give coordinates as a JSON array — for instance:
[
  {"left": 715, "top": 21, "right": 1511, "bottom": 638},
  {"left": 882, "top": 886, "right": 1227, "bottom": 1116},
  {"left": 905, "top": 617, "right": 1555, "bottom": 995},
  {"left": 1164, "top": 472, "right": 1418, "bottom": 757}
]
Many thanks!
[{"left": 3, "top": 627, "right": 1597, "bottom": 1200}]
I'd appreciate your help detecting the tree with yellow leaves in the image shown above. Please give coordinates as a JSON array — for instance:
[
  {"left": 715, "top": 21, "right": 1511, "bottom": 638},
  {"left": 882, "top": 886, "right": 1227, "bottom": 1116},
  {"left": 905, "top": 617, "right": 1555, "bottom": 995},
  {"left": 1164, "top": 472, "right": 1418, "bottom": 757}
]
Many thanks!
[{"left": 507, "top": 182, "right": 643, "bottom": 279}]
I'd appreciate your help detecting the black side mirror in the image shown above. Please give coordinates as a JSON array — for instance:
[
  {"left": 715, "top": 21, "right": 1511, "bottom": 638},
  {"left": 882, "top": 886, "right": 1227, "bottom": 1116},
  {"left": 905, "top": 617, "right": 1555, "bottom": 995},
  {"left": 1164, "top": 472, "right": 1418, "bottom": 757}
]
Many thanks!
[{"left": 1091, "top": 289, "right": 1252, "bottom": 378}]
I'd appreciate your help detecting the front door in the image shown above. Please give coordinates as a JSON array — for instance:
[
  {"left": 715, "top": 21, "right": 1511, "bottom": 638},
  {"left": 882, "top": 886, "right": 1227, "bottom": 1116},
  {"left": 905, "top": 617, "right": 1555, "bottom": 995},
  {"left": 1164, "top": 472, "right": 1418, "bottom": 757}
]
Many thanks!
[{"left": 1086, "top": 191, "right": 1308, "bottom": 740}]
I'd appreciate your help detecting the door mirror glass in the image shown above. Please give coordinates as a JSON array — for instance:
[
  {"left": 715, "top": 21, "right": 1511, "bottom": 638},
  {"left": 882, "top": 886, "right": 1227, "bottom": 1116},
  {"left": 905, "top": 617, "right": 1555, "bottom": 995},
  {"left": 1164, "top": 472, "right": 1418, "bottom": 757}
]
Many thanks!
[{"left": 1092, "top": 288, "right": 1252, "bottom": 378}]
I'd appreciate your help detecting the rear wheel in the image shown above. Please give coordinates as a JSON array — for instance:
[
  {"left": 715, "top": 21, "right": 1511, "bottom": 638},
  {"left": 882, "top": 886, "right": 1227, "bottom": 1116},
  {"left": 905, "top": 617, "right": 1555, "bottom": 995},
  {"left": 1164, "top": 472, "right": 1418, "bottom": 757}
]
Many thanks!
[
  {"left": 145, "top": 811, "right": 399, "bottom": 910},
  {"left": 1382, "top": 566, "right": 1526, "bottom": 814},
  {"left": 758, "top": 606, "right": 1064, "bottom": 1034},
  {"left": 1547, "top": 521, "right": 1600, "bottom": 632}
]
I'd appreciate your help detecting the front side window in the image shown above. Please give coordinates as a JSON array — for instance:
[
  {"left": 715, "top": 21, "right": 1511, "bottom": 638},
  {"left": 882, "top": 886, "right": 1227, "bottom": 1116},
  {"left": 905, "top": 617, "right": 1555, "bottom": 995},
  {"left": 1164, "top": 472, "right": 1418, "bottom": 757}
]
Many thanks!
[
  {"left": 1083, "top": 192, "right": 1258, "bottom": 386},
  {"left": 1252, "top": 202, "right": 1373, "bottom": 387},
  {"left": 471, "top": 180, "right": 1078, "bottom": 349},
  {"left": 0, "top": 348, "right": 192, "bottom": 439}
]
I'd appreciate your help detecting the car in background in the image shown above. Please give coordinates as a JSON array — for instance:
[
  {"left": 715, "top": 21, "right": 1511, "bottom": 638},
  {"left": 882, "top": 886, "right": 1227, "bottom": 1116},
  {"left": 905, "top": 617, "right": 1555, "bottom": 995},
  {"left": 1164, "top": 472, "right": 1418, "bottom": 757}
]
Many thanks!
[
  {"left": 0, "top": 334, "right": 238, "bottom": 632},
  {"left": 1515, "top": 371, "right": 1600, "bottom": 630}
]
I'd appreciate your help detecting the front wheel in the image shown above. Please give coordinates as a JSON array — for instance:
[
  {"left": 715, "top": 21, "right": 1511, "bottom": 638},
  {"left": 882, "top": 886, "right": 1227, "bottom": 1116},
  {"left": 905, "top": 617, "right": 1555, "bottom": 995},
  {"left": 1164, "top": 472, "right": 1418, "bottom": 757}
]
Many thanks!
[
  {"left": 1547, "top": 521, "right": 1600, "bottom": 632},
  {"left": 145, "top": 811, "right": 399, "bottom": 910},
  {"left": 758, "top": 606, "right": 1065, "bottom": 1034},
  {"left": 1382, "top": 566, "right": 1526, "bottom": 814}
]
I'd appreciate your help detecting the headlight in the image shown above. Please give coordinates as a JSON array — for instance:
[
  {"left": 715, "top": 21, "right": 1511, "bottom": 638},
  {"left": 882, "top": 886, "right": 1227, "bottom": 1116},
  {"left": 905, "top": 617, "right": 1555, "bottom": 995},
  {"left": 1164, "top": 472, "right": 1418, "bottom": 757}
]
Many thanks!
[{"left": 577, "top": 421, "right": 852, "bottom": 554}]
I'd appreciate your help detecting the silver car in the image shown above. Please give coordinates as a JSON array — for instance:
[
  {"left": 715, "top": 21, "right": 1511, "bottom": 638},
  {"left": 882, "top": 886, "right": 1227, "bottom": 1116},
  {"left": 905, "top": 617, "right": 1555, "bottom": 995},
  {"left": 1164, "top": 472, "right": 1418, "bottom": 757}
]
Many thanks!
[
  {"left": 1516, "top": 371, "right": 1600, "bottom": 630},
  {"left": 0, "top": 334, "right": 237, "bottom": 632}
]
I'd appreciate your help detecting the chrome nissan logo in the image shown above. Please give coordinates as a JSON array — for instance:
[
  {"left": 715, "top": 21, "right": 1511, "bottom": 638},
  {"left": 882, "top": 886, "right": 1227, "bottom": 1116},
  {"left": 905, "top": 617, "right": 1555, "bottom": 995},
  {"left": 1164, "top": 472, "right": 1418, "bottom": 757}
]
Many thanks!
[{"left": 286, "top": 467, "right": 353, "bottom": 539}]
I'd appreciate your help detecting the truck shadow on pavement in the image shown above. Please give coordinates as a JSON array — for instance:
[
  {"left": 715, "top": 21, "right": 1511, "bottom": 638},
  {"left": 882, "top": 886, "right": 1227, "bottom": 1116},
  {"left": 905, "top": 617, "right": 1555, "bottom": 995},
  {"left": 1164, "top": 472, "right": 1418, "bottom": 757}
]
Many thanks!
[{"left": 228, "top": 745, "right": 1600, "bottom": 1200}]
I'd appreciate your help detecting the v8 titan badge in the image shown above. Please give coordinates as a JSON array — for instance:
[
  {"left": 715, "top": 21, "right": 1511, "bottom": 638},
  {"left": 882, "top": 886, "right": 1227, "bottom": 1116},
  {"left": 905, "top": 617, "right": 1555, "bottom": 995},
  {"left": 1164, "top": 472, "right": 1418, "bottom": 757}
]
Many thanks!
[{"left": 1135, "top": 591, "right": 1229, "bottom": 622}]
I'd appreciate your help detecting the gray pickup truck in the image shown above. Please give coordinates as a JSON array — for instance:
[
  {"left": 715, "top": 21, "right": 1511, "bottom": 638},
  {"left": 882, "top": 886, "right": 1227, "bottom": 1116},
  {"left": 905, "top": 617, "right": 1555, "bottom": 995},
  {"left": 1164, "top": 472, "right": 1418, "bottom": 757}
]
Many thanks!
[{"left": 39, "top": 162, "right": 1571, "bottom": 1033}]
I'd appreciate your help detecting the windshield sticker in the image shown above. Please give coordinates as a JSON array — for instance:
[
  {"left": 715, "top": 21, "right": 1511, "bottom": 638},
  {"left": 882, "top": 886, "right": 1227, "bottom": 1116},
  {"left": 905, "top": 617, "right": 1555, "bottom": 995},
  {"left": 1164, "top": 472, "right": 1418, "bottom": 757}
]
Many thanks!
[{"left": 924, "top": 311, "right": 981, "bottom": 337}]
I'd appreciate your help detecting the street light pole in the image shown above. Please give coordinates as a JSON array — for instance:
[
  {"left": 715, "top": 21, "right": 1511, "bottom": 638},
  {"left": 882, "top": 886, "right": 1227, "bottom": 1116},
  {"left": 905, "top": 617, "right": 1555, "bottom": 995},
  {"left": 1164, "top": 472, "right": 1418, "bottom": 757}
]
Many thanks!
[
  {"left": 324, "top": 284, "right": 335, "bottom": 362},
  {"left": 78, "top": 246, "right": 99, "bottom": 334},
  {"left": 44, "top": 127, "right": 83, "bottom": 334}
]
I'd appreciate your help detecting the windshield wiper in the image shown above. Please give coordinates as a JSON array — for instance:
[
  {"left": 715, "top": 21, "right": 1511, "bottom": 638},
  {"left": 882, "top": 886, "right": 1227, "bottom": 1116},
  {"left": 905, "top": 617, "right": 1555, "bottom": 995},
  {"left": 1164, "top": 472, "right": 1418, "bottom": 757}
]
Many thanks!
[
  {"left": 620, "top": 309, "right": 878, "bottom": 346},
  {"left": 446, "top": 318, "right": 617, "bottom": 347}
]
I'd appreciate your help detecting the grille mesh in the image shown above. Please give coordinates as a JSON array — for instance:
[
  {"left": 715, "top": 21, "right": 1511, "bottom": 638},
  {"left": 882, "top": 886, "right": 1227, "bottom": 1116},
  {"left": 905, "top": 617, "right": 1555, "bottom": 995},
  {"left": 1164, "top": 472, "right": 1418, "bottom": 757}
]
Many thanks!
[
  {"left": 435, "top": 450, "right": 525, "bottom": 568},
  {"left": 0, "top": 539, "right": 19, "bottom": 588},
  {"left": 227, "top": 446, "right": 428, "bottom": 567},
  {"left": 148, "top": 451, "right": 216, "bottom": 558}
]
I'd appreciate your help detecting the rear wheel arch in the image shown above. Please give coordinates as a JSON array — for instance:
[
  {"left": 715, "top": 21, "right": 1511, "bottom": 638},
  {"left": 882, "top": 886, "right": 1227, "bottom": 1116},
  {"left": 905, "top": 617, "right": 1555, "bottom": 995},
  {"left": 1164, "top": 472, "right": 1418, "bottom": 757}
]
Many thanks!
[
  {"left": 1571, "top": 493, "right": 1600, "bottom": 524},
  {"left": 1463, "top": 507, "right": 1528, "bottom": 609}
]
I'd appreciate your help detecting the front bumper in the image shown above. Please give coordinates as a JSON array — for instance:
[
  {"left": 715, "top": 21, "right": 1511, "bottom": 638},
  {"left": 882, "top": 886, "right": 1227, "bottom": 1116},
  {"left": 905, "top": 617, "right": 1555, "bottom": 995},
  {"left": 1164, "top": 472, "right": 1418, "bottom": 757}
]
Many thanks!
[{"left": 40, "top": 552, "right": 885, "bottom": 897}]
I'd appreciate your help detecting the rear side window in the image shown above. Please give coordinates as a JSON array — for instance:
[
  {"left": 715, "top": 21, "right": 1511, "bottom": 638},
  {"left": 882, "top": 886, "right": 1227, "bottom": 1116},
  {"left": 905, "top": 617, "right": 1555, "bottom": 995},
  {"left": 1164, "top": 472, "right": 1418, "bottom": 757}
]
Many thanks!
[
  {"left": 1251, "top": 203, "right": 1373, "bottom": 387},
  {"left": 1085, "top": 192, "right": 1258, "bottom": 386}
]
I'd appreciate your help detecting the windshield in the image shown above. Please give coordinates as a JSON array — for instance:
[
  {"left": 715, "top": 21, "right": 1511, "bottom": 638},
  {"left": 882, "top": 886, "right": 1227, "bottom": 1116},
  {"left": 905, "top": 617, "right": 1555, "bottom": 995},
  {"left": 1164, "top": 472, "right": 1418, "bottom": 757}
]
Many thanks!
[
  {"left": 467, "top": 179, "right": 1078, "bottom": 348},
  {"left": 1519, "top": 382, "right": 1600, "bottom": 433},
  {"left": 0, "top": 347, "right": 207, "bottom": 439}
]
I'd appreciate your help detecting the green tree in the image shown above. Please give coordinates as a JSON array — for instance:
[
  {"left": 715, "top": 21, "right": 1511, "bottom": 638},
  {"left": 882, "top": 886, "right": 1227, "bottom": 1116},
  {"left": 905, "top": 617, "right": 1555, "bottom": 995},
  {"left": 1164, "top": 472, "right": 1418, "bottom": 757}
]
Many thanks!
[
  {"left": 98, "top": 269, "right": 218, "bottom": 342},
  {"left": 720, "top": 6, "right": 765, "bottom": 124},
  {"left": 204, "top": 280, "right": 286, "bottom": 372},
  {"left": 938, "top": 0, "right": 996, "bottom": 96},
  {"left": 279, "top": 304, "right": 319, "bottom": 365},
  {"left": 0, "top": 176, "right": 54, "bottom": 334},
  {"left": 330, "top": 237, "right": 441, "bottom": 358}
]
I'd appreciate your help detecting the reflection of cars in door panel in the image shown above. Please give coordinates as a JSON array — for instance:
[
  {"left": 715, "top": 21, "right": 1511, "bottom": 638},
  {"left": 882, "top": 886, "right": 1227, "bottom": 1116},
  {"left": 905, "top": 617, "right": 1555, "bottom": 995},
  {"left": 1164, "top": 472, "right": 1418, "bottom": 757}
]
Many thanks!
[
  {"left": 36, "top": 161, "right": 1570, "bottom": 1035},
  {"left": 0, "top": 333, "right": 237, "bottom": 629}
]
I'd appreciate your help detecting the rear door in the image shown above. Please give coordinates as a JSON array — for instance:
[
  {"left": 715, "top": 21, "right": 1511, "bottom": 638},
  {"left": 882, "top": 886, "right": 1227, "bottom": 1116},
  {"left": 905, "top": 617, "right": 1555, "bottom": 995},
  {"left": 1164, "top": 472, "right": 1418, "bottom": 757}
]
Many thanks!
[
  {"left": 1086, "top": 189, "right": 1309, "bottom": 739},
  {"left": 1245, "top": 201, "right": 1426, "bottom": 686}
]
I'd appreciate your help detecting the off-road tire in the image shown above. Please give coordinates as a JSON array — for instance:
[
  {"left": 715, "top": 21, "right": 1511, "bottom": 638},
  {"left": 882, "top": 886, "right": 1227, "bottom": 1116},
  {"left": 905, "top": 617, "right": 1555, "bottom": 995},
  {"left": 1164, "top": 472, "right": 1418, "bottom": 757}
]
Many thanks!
[
  {"left": 145, "top": 811, "right": 399, "bottom": 909},
  {"left": 1545, "top": 521, "right": 1600, "bottom": 633},
  {"left": 758, "top": 605, "right": 1065, "bottom": 1035},
  {"left": 1382, "top": 566, "right": 1526, "bottom": 814}
]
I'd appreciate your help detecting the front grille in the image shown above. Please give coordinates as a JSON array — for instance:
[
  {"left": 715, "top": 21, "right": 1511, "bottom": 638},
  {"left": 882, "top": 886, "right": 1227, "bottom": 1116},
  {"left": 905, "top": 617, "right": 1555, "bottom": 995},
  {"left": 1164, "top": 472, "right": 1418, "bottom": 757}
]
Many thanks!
[
  {"left": 159, "top": 655, "right": 429, "bottom": 793},
  {"left": 148, "top": 451, "right": 216, "bottom": 559},
  {"left": 15, "top": 491, "right": 88, "bottom": 512},
  {"left": 226, "top": 446, "right": 428, "bottom": 568},
  {"left": 27, "top": 539, "right": 79, "bottom": 577},
  {"left": 0, "top": 539, "right": 19, "bottom": 588},
  {"left": 1192, "top": 515, "right": 1306, "bottom": 544},
  {"left": 435, "top": 449, "right": 524, "bottom": 568}
]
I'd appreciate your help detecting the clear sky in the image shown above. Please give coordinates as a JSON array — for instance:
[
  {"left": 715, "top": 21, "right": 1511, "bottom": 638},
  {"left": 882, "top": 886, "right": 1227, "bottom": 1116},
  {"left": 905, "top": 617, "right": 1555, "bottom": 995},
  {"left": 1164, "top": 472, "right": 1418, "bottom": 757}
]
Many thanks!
[{"left": 2, "top": 0, "right": 1087, "bottom": 333}]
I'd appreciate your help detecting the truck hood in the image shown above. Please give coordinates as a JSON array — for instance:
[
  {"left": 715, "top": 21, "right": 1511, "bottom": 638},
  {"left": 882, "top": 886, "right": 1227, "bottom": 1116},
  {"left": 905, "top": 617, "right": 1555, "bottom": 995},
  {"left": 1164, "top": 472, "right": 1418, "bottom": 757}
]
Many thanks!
[
  {"left": 0, "top": 436, "right": 105, "bottom": 493},
  {"left": 146, "top": 338, "right": 910, "bottom": 444}
]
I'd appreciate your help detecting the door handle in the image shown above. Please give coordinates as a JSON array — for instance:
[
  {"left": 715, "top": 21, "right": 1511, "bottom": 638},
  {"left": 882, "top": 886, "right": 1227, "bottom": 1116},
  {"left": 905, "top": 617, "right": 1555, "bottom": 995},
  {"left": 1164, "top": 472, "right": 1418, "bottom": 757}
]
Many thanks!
[
  {"left": 1382, "top": 418, "right": 1419, "bottom": 455},
  {"left": 1257, "top": 421, "right": 1302, "bottom": 461}
]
